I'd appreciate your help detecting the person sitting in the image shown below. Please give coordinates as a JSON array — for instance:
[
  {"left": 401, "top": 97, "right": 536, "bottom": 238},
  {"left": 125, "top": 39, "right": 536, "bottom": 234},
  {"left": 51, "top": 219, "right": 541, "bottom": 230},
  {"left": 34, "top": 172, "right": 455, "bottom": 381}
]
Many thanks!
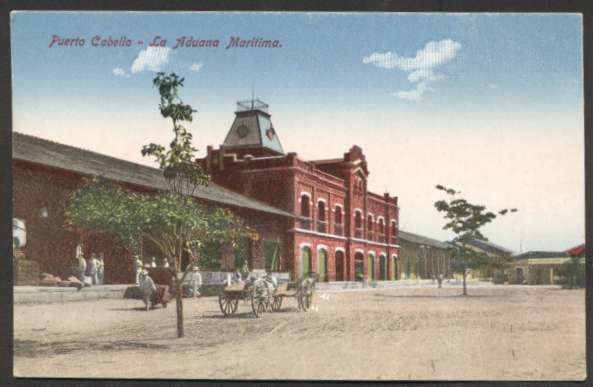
[{"left": 138, "top": 269, "right": 157, "bottom": 311}]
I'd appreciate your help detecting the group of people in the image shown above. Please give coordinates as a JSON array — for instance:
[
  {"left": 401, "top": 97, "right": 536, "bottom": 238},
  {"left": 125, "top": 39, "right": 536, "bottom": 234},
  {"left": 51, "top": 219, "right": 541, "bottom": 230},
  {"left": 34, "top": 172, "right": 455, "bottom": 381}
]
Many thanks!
[{"left": 73, "top": 245, "right": 105, "bottom": 286}]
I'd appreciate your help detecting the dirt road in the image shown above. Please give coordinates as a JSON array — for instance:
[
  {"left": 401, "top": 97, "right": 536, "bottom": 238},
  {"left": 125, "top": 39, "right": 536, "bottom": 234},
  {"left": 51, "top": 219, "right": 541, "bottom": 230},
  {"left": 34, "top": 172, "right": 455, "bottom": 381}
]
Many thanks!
[{"left": 13, "top": 286, "right": 586, "bottom": 380}]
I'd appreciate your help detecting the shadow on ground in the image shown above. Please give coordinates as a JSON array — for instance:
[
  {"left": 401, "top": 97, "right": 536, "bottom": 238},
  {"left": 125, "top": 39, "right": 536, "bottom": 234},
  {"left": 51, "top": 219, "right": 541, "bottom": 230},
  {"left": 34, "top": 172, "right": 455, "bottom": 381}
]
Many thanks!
[{"left": 14, "top": 339, "right": 171, "bottom": 358}]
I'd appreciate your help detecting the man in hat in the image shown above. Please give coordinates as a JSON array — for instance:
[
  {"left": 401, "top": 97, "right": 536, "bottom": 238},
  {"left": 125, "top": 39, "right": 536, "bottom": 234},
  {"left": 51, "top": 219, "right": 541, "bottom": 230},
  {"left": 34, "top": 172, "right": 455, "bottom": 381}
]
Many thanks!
[
  {"left": 138, "top": 269, "right": 157, "bottom": 311},
  {"left": 133, "top": 255, "right": 143, "bottom": 285}
]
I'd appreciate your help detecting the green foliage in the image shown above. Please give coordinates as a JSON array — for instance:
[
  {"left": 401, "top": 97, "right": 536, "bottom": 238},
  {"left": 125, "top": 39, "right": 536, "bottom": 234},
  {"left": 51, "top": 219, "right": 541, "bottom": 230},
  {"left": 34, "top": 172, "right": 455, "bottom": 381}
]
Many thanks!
[
  {"left": 141, "top": 72, "right": 209, "bottom": 196},
  {"left": 435, "top": 184, "right": 517, "bottom": 292},
  {"left": 557, "top": 256, "right": 585, "bottom": 289},
  {"left": 66, "top": 178, "right": 255, "bottom": 272}
]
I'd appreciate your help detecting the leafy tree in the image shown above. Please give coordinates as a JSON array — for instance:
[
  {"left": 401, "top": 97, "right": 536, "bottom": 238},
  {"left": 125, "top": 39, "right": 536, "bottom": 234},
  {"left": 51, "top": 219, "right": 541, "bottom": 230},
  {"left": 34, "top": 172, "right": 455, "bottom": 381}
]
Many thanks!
[
  {"left": 557, "top": 256, "right": 585, "bottom": 289},
  {"left": 434, "top": 184, "right": 517, "bottom": 295},
  {"left": 67, "top": 72, "right": 256, "bottom": 338}
]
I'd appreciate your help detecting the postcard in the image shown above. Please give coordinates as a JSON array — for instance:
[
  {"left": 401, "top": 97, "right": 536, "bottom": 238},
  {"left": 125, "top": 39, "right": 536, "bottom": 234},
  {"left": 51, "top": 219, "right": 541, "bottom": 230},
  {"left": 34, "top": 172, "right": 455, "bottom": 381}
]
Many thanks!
[{"left": 10, "top": 11, "right": 586, "bottom": 381}]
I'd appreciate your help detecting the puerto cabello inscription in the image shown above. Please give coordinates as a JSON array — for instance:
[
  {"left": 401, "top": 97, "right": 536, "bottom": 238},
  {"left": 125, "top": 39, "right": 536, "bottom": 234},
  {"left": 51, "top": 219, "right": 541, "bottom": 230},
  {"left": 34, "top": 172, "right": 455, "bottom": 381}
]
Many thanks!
[{"left": 48, "top": 35, "right": 282, "bottom": 49}]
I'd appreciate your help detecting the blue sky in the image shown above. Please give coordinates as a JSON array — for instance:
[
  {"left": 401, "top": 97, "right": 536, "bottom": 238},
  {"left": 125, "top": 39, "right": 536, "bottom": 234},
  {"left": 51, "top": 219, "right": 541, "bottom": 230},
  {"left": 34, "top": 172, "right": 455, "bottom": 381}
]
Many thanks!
[{"left": 11, "top": 12, "right": 584, "bottom": 252}]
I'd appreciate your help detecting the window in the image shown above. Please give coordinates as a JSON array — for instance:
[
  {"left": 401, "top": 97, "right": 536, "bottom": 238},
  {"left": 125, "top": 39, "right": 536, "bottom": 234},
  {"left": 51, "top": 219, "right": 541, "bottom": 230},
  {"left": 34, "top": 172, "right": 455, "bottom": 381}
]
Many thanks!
[
  {"left": 367, "top": 214, "right": 374, "bottom": 240},
  {"left": 334, "top": 206, "right": 343, "bottom": 236},
  {"left": 298, "top": 194, "right": 312, "bottom": 230},
  {"left": 390, "top": 220, "right": 397, "bottom": 244},
  {"left": 377, "top": 218, "right": 385, "bottom": 242},
  {"left": 354, "top": 211, "right": 363, "bottom": 238},
  {"left": 317, "top": 200, "right": 327, "bottom": 233},
  {"left": 300, "top": 195, "right": 310, "bottom": 217}
]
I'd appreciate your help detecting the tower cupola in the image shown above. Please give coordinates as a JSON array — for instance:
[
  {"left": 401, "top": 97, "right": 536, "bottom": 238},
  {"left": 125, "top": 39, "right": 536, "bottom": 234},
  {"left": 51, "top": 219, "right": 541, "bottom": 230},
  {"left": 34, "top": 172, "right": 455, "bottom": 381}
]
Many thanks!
[{"left": 222, "top": 99, "right": 285, "bottom": 157}]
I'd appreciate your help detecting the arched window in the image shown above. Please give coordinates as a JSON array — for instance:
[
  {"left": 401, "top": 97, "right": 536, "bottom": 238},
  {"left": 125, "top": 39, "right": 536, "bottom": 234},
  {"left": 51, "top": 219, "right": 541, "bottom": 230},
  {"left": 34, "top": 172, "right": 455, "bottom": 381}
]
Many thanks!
[
  {"left": 354, "top": 211, "right": 363, "bottom": 238},
  {"left": 317, "top": 200, "right": 327, "bottom": 233},
  {"left": 377, "top": 218, "right": 385, "bottom": 242},
  {"left": 390, "top": 220, "right": 397, "bottom": 244},
  {"left": 300, "top": 195, "right": 310, "bottom": 217},
  {"left": 334, "top": 206, "right": 343, "bottom": 236},
  {"left": 298, "top": 194, "right": 311, "bottom": 230},
  {"left": 367, "top": 214, "right": 374, "bottom": 240}
]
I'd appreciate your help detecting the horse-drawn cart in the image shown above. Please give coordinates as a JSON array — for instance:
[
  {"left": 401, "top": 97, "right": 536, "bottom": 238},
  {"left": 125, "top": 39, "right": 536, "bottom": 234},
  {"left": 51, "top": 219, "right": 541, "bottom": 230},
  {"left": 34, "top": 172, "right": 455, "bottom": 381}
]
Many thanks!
[
  {"left": 218, "top": 279, "right": 271, "bottom": 318},
  {"left": 271, "top": 276, "right": 316, "bottom": 312}
]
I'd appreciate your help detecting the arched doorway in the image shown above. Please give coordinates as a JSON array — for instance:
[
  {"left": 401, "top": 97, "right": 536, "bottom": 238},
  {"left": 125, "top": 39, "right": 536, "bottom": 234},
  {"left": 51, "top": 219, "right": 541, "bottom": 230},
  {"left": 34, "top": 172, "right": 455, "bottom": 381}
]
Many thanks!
[
  {"left": 317, "top": 248, "right": 328, "bottom": 282},
  {"left": 300, "top": 245, "right": 312, "bottom": 278},
  {"left": 367, "top": 253, "right": 375, "bottom": 281},
  {"left": 335, "top": 250, "right": 345, "bottom": 281},
  {"left": 379, "top": 255, "right": 387, "bottom": 280},
  {"left": 354, "top": 252, "right": 364, "bottom": 281},
  {"left": 392, "top": 255, "right": 398, "bottom": 280}
]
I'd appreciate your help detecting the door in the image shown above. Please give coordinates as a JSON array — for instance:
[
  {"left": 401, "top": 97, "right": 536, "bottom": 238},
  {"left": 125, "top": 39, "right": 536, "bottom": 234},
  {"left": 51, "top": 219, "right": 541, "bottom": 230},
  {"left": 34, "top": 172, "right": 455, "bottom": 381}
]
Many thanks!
[
  {"left": 368, "top": 255, "right": 375, "bottom": 281},
  {"left": 354, "top": 253, "right": 364, "bottom": 281},
  {"left": 318, "top": 249, "right": 328, "bottom": 282},
  {"left": 300, "top": 246, "right": 312, "bottom": 278},
  {"left": 335, "top": 251, "right": 344, "bottom": 281}
]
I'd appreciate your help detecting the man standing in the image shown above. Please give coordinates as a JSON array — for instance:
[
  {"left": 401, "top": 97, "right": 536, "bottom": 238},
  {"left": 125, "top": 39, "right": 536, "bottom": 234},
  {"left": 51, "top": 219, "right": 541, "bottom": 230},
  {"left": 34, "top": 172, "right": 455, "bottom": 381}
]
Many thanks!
[
  {"left": 133, "top": 255, "right": 143, "bottom": 285},
  {"left": 97, "top": 253, "right": 105, "bottom": 285},
  {"left": 87, "top": 253, "right": 99, "bottom": 285},
  {"left": 191, "top": 262, "right": 202, "bottom": 297}
]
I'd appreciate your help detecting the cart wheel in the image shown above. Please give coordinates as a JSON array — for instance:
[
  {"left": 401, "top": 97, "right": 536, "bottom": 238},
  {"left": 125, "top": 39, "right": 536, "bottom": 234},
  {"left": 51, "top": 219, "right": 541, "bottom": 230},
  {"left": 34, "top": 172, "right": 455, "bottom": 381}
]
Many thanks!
[
  {"left": 271, "top": 296, "right": 283, "bottom": 312},
  {"left": 251, "top": 283, "right": 270, "bottom": 318},
  {"left": 219, "top": 291, "right": 236, "bottom": 317}
]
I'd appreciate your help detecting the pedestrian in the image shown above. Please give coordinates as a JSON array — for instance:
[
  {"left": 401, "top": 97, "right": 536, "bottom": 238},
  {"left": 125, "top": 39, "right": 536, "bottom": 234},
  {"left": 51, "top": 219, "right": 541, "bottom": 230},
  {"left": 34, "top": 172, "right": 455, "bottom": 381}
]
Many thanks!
[
  {"left": 74, "top": 248, "right": 87, "bottom": 283},
  {"left": 138, "top": 269, "right": 157, "bottom": 311},
  {"left": 191, "top": 262, "right": 202, "bottom": 297},
  {"left": 133, "top": 255, "right": 143, "bottom": 285},
  {"left": 87, "top": 253, "right": 99, "bottom": 285},
  {"left": 97, "top": 253, "right": 105, "bottom": 285}
]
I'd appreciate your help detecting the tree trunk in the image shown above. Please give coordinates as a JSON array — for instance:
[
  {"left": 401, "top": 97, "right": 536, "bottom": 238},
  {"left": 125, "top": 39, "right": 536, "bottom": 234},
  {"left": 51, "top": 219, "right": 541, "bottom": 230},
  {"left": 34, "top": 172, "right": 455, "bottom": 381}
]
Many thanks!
[
  {"left": 175, "top": 279, "right": 184, "bottom": 338},
  {"left": 462, "top": 270, "right": 467, "bottom": 296}
]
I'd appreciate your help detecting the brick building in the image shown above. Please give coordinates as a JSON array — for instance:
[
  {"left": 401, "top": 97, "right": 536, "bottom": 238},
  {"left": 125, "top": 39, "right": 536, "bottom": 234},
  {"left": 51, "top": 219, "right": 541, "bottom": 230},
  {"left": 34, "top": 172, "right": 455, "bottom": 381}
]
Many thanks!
[
  {"left": 198, "top": 100, "right": 401, "bottom": 282},
  {"left": 12, "top": 99, "right": 404, "bottom": 284},
  {"left": 12, "top": 132, "right": 295, "bottom": 285}
]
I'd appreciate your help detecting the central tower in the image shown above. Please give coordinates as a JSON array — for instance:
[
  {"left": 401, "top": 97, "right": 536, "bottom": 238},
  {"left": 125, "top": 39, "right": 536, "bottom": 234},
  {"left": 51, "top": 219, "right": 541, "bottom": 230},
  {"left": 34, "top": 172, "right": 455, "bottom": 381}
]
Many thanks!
[{"left": 221, "top": 99, "right": 285, "bottom": 157}]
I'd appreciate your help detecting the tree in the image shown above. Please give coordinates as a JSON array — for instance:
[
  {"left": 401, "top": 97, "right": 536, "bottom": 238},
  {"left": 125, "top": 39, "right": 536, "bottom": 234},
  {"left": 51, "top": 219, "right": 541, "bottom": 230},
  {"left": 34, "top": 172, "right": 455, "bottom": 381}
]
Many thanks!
[
  {"left": 557, "top": 256, "right": 585, "bottom": 289},
  {"left": 66, "top": 72, "right": 256, "bottom": 338},
  {"left": 434, "top": 184, "right": 517, "bottom": 295}
]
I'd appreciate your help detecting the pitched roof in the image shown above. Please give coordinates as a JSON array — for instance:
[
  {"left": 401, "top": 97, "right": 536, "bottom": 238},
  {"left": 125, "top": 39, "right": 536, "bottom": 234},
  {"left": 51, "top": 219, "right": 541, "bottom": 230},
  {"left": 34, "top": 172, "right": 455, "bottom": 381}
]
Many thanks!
[
  {"left": 12, "top": 132, "right": 295, "bottom": 219},
  {"left": 398, "top": 230, "right": 449, "bottom": 249},
  {"left": 514, "top": 250, "right": 570, "bottom": 260},
  {"left": 465, "top": 238, "right": 513, "bottom": 256}
]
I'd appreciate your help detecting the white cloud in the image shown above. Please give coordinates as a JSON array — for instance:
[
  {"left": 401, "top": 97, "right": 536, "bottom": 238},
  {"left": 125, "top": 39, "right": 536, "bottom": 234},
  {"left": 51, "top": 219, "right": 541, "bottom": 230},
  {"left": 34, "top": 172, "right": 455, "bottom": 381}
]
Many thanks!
[
  {"left": 407, "top": 68, "right": 444, "bottom": 83},
  {"left": 363, "top": 39, "right": 461, "bottom": 72},
  {"left": 112, "top": 67, "right": 129, "bottom": 78},
  {"left": 363, "top": 39, "right": 461, "bottom": 101},
  {"left": 394, "top": 82, "right": 431, "bottom": 101},
  {"left": 131, "top": 46, "right": 171, "bottom": 74},
  {"left": 189, "top": 62, "right": 204, "bottom": 72}
]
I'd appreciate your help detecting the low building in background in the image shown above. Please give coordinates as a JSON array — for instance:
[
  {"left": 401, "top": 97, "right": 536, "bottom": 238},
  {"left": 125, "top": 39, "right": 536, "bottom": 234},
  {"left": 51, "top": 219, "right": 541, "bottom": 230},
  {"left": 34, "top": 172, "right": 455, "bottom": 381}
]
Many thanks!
[
  {"left": 509, "top": 250, "right": 583, "bottom": 285},
  {"left": 397, "top": 231, "right": 451, "bottom": 280}
]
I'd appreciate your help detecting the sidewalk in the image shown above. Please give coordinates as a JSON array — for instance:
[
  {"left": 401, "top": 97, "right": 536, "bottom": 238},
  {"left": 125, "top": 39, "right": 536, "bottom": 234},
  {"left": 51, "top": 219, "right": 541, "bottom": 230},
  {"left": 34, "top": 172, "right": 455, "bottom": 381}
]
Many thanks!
[{"left": 14, "top": 285, "right": 130, "bottom": 304}]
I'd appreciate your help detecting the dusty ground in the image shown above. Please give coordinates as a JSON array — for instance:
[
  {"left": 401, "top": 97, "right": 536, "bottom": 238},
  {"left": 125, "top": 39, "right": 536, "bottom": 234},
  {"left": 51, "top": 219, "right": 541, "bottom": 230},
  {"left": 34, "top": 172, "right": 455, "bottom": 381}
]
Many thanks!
[{"left": 13, "top": 286, "right": 586, "bottom": 381}]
